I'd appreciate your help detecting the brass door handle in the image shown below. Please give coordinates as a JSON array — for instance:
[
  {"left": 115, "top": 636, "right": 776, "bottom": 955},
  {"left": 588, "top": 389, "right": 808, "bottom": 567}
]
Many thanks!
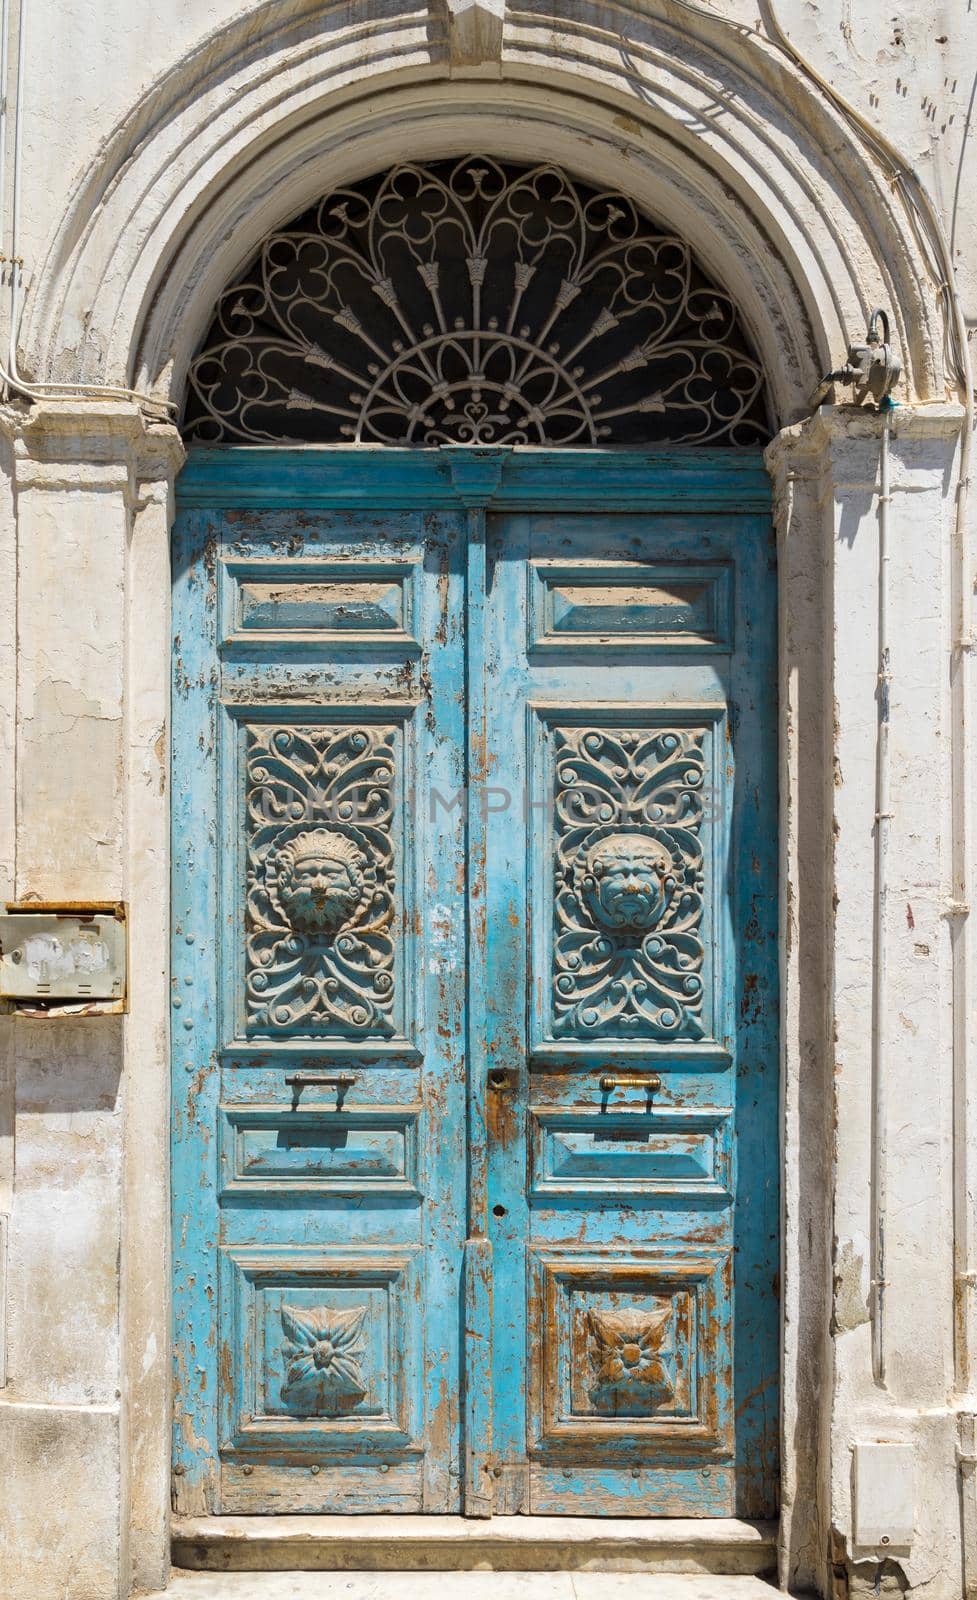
[
  {"left": 598, "top": 1071, "right": 662, "bottom": 1096},
  {"left": 284, "top": 1072, "right": 357, "bottom": 1109}
]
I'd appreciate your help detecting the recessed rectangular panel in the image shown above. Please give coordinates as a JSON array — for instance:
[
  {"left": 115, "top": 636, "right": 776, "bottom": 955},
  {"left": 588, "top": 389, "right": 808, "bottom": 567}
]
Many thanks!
[
  {"left": 528, "top": 703, "right": 727, "bottom": 1060},
  {"left": 528, "top": 1461, "right": 735, "bottom": 1516},
  {"left": 219, "top": 559, "right": 419, "bottom": 652},
  {"left": 529, "top": 561, "right": 732, "bottom": 652},
  {"left": 529, "top": 1107, "right": 732, "bottom": 1201},
  {"left": 219, "top": 1245, "right": 423, "bottom": 1459},
  {"left": 220, "top": 1103, "right": 421, "bottom": 1197},
  {"left": 220, "top": 703, "right": 419, "bottom": 1057},
  {"left": 528, "top": 1247, "right": 731, "bottom": 1458}
]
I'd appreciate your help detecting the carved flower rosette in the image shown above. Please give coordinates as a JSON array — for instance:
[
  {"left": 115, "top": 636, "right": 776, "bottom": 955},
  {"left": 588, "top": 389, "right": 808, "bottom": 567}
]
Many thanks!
[
  {"left": 552, "top": 726, "right": 706, "bottom": 1040},
  {"left": 587, "top": 1304, "right": 675, "bottom": 1415},
  {"left": 245, "top": 724, "right": 397, "bottom": 1036},
  {"left": 279, "top": 1302, "right": 369, "bottom": 1416}
]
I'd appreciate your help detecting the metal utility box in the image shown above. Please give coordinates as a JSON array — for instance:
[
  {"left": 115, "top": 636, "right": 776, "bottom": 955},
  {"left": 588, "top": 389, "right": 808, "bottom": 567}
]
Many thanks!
[
  {"left": 853, "top": 1441, "right": 914, "bottom": 1552},
  {"left": 0, "top": 905, "right": 127, "bottom": 1005}
]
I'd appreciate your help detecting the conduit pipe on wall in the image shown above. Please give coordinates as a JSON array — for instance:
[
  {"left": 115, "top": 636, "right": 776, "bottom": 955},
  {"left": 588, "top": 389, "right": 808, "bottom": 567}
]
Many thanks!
[
  {"left": 870, "top": 400, "right": 893, "bottom": 1390},
  {"left": 821, "top": 310, "right": 900, "bottom": 1393},
  {"left": 0, "top": 0, "right": 174, "bottom": 414},
  {"left": 678, "top": 0, "right": 975, "bottom": 1566},
  {"left": 695, "top": 0, "right": 977, "bottom": 1348}
]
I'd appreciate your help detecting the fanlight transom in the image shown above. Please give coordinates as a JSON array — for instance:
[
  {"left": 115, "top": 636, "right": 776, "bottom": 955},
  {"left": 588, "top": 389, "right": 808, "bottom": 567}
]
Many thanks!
[{"left": 183, "top": 158, "right": 771, "bottom": 447}]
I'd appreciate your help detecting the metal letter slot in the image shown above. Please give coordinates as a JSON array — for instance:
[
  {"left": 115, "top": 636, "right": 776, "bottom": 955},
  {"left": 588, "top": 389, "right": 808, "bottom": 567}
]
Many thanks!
[{"left": 0, "top": 903, "right": 127, "bottom": 1008}]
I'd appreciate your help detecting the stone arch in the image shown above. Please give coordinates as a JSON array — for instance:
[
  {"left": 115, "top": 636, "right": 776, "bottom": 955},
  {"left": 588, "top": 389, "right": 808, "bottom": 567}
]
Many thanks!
[{"left": 20, "top": 0, "right": 947, "bottom": 424}]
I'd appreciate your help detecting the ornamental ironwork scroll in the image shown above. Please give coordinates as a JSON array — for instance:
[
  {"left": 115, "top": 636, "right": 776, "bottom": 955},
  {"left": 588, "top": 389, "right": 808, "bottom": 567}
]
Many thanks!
[
  {"left": 184, "top": 158, "right": 770, "bottom": 447},
  {"left": 245, "top": 723, "right": 396, "bottom": 1036},
  {"left": 552, "top": 725, "right": 706, "bottom": 1040}
]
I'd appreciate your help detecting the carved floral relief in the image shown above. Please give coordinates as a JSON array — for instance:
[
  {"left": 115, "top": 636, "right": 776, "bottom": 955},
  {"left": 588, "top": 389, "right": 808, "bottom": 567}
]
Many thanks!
[
  {"left": 587, "top": 1304, "right": 675, "bottom": 1414},
  {"left": 280, "top": 1302, "right": 368, "bottom": 1415},
  {"left": 245, "top": 724, "right": 396, "bottom": 1035},
  {"left": 552, "top": 725, "right": 706, "bottom": 1038}
]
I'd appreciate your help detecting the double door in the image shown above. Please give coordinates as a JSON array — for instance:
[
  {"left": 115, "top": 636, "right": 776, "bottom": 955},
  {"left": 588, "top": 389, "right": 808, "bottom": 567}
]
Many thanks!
[{"left": 171, "top": 453, "right": 778, "bottom": 1519}]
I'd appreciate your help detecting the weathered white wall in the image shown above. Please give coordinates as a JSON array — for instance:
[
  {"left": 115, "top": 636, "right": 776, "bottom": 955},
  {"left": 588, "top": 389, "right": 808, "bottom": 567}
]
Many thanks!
[
  {"left": 11, "top": 0, "right": 976, "bottom": 320},
  {"left": 0, "top": 3, "right": 972, "bottom": 1599},
  {"left": 10, "top": 0, "right": 976, "bottom": 367},
  {"left": 0, "top": 406, "right": 182, "bottom": 1600},
  {"left": 769, "top": 405, "right": 967, "bottom": 1597}
]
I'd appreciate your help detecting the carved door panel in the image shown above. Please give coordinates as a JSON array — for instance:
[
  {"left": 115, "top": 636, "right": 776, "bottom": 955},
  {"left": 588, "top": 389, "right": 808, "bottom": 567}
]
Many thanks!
[
  {"left": 171, "top": 507, "right": 468, "bottom": 1513},
  {"left": 171, "top": 462, "right": 779, "bottom": 1523},
  {"left": 483, "top": 511, "right": 779, "bottom": 1517}
]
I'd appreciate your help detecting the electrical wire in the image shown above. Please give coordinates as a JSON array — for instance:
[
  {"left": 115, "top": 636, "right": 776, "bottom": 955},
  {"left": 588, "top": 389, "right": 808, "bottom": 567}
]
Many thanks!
[
  {"left": 762, "top": 0, "right": 973, "bottom": 404},
  {"left": 870, "top": 400, "right": 893, "bottom": 1390},
  {"left": 0, "top": 0, "right": 972, "bottom": 425},
  {"left": 663, "top": 0, "right": 972, "bottom": 403},
  {"left": 659, "top": 0, "right": 973, "bottom": 1410}
]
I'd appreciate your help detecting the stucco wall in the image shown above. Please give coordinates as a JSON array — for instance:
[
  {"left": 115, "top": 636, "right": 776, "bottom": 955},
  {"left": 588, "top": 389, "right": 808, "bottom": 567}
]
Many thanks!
[
  {"left": 0, "top": 3, "right": 973, "bottom": 1598},
  {"left": 10, "top": 0, "right": 977, "bottom": 328}
]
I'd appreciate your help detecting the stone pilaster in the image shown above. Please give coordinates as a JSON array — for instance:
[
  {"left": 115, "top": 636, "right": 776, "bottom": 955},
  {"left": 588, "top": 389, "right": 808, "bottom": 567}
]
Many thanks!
[
  {"left": 0, "top": 401, "right": 183, "bottom": 1600},
  {"left": 769, "top": 403, "right": 967, "bottom": 1594}
]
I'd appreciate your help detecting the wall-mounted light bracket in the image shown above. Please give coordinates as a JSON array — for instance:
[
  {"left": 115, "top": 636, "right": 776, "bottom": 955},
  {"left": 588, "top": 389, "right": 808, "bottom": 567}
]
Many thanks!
[{"left": 821, "top": 307, "right": 902, "bottom": 406}]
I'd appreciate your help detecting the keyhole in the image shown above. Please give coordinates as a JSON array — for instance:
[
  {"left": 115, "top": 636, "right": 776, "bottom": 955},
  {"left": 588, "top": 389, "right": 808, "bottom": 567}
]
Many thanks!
[
  {"left": 489, "top": 1069, "right": 507, "bottom": 1090},
  {"left": 493, "top": 1203, "right": 507, "bottom": 1218}
]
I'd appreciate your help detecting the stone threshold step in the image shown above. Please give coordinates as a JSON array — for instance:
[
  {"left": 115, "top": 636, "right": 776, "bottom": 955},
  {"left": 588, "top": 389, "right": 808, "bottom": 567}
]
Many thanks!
[
  {"left": 152, "top": 1573, "right": 779, "bottom": 1599},
  {"left": 172, "top": 1515, "right": 777, "bottom": 1575}
]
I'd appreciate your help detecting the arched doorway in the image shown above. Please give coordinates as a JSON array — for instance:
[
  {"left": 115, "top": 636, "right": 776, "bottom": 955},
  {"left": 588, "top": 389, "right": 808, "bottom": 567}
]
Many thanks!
[{"left": 170, "top": 157, "right": 779, "bottom": 1525}]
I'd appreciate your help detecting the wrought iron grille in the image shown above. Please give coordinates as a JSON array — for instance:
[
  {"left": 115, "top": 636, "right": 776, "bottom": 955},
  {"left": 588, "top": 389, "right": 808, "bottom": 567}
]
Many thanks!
[{"left": 183, "top": 158, "right": 771, "bottom": 447}]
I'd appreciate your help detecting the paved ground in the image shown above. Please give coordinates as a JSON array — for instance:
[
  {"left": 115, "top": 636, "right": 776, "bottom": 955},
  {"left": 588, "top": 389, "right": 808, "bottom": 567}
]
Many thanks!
[{"left": 149, "top": 1574, "right": 778, "bottom": 1599}]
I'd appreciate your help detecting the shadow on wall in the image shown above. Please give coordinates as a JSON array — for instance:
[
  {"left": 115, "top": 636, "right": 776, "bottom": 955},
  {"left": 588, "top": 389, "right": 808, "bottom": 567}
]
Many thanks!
[{"left": 13, "top": 1015, "right": 123, "bottom": 1115}]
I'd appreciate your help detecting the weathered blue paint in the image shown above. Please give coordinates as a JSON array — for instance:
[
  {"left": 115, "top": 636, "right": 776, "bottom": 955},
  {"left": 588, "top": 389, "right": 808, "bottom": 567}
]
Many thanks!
[
  {"left": 172, "top": 500, "right": 469, "bottom": 1514},
  {"left": 172, "top": 448, "right": 778, "bottom": 1520},
  {"left": 177, "top": 447, "right": 772, "bottom": 511},
  {"left": 482, "top": 508, "right": 777, "bottom": 1516}
]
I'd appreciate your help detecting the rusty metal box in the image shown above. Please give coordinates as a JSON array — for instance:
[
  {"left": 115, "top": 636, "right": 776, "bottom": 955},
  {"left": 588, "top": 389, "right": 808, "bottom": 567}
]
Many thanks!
[{"left": 0, "top": 908, "right": 126, "bottom": 1002}]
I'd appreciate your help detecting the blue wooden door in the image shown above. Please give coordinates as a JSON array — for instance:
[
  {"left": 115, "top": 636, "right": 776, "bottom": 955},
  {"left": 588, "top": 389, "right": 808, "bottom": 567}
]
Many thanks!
[
  {"left": 171, "top": 500, "right": 470, "bottom": 1513},
  {"left": 482, "top": 509, "right": 778, "bottom": 1516},
  {"left": 171, "top": 450, "right": 778, "bottom": 1520}
]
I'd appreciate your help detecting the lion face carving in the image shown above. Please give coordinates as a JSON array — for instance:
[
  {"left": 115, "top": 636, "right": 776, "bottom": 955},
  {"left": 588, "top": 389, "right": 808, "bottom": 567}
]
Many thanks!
[
  {"left": 577, "top": 831, "right": 676, "bottom": 935},
  {"left": 275, "top": 829, "right": 369, "bottom": 935}
]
